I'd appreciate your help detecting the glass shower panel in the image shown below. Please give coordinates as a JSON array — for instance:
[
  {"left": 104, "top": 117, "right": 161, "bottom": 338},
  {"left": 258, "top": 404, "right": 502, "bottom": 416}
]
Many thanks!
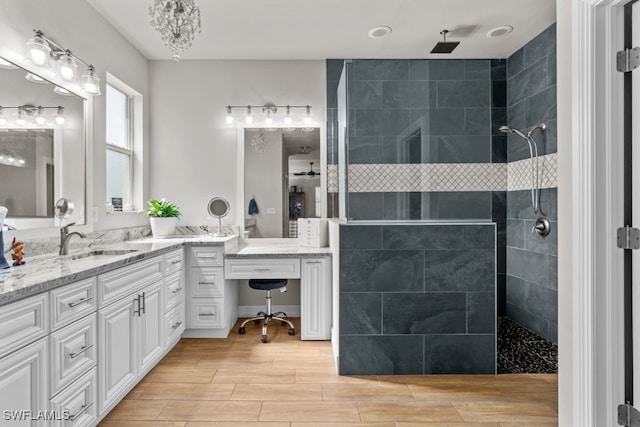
[{"left": 336, "top": 60, "right": 349, "bottom": 221}]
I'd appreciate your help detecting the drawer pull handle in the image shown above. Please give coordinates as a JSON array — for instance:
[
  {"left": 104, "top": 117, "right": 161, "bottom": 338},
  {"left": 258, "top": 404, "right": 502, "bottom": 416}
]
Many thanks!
[
  {"left": 69, "top": 344, "right": 94, "bottom": 359},
  {"left": 305, "top": 261, "right": 322, "bottom": 264},
  {"left": 199, "top": 255, "right": 218, "bottom": 260},
  {"left": 199, "top": 313, "right": 216, "bottom": 317},
  {"left": 171, "top": 287, "right": 183, "bottom": 294},
  {"left": 141, "top": 292, "right": 146, "bottom": 314},
  {"left": 198, "top": 281, "right": 216, "bottom": 285},
  {"left": 133, "top": 295, "right": 141, "bottom": 316},
  {"left": 69, "top": 402, "right": 93, "bottom": 421},
  {"left": 172, "top": 321, "right": 183, "bottom": 329},
  {"left": 68, "top": 296, "right": 93, "bottom": 307},
  {"left": 255, "top": 268, "right": 271, "bottom": 271},
  {"left": 171, "top": 259, "right": 182, "bottom": 265}
]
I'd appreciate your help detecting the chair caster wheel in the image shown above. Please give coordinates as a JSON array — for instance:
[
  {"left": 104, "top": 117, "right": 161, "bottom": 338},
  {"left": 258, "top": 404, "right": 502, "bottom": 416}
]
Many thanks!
[
  {"left": 261, "top": 335, "right": 268, "bottom": 343},
  {"left": 238, "top": 327, "right": 245, "bottom": 335},
  {"left": 254, "top": 319, "right": 261, "bottom": 325},
  {"left": 288, "top": 328, "right": 295, "bottom": 336}
]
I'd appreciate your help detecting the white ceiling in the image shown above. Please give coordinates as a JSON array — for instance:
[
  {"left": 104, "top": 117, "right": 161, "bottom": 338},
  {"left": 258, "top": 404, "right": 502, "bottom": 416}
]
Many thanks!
[{"left": 87, "top": 0, "right": 556, "bottom": 60}]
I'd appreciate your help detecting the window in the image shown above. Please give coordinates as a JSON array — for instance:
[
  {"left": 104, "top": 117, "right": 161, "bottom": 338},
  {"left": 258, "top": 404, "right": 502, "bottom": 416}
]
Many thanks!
[{"left": 105, "top": 74, "right": 143, "bottom": 213}]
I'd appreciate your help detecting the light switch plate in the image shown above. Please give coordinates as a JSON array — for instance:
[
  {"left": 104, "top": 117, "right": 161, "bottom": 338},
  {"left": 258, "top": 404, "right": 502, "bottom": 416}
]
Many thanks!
[{"left": 267, "top": 208, "right": 276, "bottom": 215}]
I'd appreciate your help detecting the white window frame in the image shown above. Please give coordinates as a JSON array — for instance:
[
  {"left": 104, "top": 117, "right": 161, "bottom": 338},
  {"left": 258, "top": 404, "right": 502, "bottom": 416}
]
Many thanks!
[{"left": 105, "top": 73, "right": 143, "bottom": 212}]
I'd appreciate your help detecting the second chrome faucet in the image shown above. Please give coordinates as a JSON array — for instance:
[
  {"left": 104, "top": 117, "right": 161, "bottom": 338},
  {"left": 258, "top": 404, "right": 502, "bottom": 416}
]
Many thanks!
[{"left": 60, "top": 222, "right": 86, "bottom": 255}]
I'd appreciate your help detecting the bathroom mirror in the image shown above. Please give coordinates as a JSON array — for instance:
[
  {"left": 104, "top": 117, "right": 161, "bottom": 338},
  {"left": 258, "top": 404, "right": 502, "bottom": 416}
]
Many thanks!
[
  {"left": 208, "top": 197, "right": 230, "bottom": 237},
  {"left": 0, "top": 57, "right": 86, "bottom": 229},
  {"left": 243, "top": 127, "right": 322, "bottom": 238}
]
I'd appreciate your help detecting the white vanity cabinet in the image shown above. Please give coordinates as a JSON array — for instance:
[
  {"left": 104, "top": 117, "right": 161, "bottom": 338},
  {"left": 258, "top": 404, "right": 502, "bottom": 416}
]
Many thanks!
[
  {"left": 97, "top": 256, "right": 166, "bottom": 418},
  {"left": 184, "top": 246, "right": 238, "bottom": 338},
  {"left": 163, "top": 250, "right": 185, "bottom": 347},
  {"left": 301, "top": 257, "right": 332, "bottom": 340}
]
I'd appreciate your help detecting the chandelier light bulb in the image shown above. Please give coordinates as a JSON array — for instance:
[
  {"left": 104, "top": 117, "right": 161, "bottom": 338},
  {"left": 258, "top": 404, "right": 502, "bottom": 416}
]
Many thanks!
[
  {"left": 245, "top": 106, "right": 254, "bottom": 124},
  {"left": 57, "top": 52, "right": 77, "bottom": 81},
  {"left": 264, "top": 109, "right": 273, "bottom": 125},
  {"left": 26, "top": 31, "right": 51, "bottom": 66}
]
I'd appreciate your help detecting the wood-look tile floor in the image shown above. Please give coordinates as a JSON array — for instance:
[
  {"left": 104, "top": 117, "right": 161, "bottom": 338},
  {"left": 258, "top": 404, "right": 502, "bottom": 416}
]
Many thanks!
[{"left": 99, "top": 318, "right": 558, "bottom": 427}]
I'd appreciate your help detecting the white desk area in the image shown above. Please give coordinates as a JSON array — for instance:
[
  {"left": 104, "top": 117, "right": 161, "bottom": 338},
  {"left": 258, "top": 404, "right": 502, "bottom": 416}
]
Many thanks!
[{"left": 183, "top": 238, "right": 332, "bottom": 341}]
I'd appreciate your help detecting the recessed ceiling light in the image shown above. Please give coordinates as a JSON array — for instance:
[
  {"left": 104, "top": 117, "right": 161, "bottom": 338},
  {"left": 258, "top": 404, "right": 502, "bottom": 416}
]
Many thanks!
[
  {"left": 486, "top": 25, "right": 513, "bottom": 38},
  {"left": 368, "top": 26, "right": 392, "bottom": 39}
]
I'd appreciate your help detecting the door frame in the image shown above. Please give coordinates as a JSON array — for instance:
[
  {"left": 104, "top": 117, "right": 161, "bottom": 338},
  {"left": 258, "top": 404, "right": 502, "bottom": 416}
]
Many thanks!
[{"left": 569, "top": 0, "right": 629, "bottom": 425}]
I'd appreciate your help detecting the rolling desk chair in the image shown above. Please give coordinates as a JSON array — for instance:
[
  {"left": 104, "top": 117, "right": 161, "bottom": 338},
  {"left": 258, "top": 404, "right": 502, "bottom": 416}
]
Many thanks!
[{"left": 238, "top": 278, "right": 296, "bottom": 343}]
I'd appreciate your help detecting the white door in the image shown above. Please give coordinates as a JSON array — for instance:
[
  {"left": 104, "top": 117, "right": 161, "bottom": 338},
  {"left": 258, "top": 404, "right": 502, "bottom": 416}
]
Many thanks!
[
  {"left": 138, "top": 282, "right": 164, "bottom": 374},
  {"left": 301, "top": 257, "right": 331, "bottom": 340},
  {"left": 0, "top": 338, "right": 48, "bottom": 426},
  {"left": 98, "top": 295, "right": 137, "bottom": 416}
]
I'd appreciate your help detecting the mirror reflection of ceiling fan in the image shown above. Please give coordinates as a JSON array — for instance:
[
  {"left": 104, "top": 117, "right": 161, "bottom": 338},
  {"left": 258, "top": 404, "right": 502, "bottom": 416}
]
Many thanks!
[{"left": 293, "top": 162, "right": 321, "bottom": 177}]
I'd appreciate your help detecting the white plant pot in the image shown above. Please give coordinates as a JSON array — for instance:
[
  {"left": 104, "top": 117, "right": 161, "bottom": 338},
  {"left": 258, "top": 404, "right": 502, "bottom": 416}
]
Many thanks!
[{"left": 149, "top": 217, "right": 178, "bottom": 238}]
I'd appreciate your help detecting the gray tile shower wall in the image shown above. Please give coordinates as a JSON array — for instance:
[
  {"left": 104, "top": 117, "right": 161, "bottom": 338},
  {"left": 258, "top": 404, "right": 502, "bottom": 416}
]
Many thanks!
[
  {"left": 505, "top": 23, "right": 558, "bottom": 344},
  {"left": 338, "top": 223, "right": 496, "bottom": 375},
  {"left": 344, "top": 59, "right": 494, "bottom": 221}
]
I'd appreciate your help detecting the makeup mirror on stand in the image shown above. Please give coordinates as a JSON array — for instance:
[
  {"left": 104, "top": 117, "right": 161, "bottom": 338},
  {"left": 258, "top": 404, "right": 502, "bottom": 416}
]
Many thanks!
[{"left": 207, "top": 197, "right": 230, "bottom": 237}]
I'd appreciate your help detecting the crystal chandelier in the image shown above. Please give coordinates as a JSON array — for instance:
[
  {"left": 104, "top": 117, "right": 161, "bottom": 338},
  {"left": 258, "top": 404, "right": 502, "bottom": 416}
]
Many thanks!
[{"left": 149, "top": 0, "right": 201, "bottom": 61}]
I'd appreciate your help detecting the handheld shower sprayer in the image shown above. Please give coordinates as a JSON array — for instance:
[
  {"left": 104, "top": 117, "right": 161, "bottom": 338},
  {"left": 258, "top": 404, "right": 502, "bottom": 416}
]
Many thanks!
[{"left": 500, "top": 124, "right": 546, "bottom": 213}]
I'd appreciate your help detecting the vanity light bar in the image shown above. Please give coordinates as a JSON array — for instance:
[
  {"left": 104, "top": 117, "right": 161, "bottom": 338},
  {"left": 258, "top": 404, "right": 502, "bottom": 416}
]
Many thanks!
[
  {"left": 225, "top": 104, "right": 312, "bottom": 125},
  {"left": 0, "top": 105, "right": 65, "bottom": 126},
  {"left": 26, "top": 29, "right": 101, "bottom": 96}
]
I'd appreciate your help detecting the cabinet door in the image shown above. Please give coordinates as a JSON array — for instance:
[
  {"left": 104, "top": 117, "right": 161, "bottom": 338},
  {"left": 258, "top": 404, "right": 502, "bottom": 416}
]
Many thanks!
[
  {"left": 0, "top": 337, "right": 48, "bottom": 426},
  {"left": 190, "top": 267, "right": 225, "bottom": 297},
  {"left": 49, "top": 367, "right": 97, "bottom": 427},
  {"left": 301, "top": 257, "right": 332, "bottom": 340},
  {"left": 138, "top": 282, "right": 164, "bottom": 375},
  {"left": 98, "top": 295, "right": 137, "bottom": 416}
]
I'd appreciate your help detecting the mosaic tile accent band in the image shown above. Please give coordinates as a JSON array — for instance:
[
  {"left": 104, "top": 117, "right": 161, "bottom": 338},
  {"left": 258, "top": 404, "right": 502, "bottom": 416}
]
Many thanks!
[{"left": 327, "top": 153, "right": 557, "bottom": 193}]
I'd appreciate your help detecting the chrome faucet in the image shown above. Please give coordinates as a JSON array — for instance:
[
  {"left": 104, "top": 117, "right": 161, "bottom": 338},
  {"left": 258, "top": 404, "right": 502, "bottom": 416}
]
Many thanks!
[{"left": 60, "top": 222, "right": 86, "bottom": 255}]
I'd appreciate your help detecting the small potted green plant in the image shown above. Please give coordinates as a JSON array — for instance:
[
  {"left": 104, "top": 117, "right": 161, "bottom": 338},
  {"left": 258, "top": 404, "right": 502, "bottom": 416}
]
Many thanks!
[{"left": 142, "top": 198, "right": 181, "bottom": 237}]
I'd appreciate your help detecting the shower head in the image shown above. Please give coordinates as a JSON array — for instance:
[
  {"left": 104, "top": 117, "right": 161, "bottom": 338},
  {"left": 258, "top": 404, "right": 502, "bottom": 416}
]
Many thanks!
[
  {"left": 431, "top": 30, "right": 460, "bottom": 54},
  {"left": 499, "top": 125, "right": 527, "bottom": 140}
]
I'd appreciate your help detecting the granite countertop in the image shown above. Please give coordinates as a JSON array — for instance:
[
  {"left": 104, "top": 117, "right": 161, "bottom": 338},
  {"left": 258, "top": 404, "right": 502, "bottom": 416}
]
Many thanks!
[
  {"left": 0, "top": 235, "right": 238, "bottom": 306},
  {"left": 224, "top": 238, "right": 332, "bottom": 257}
]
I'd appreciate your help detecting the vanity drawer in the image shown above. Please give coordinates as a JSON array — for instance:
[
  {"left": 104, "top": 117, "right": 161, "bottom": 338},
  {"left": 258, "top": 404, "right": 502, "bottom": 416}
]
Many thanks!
[
  {"left": 164, "top": 249, "right": 184, "bottom": 275},
  {"left": 98, "top": 257, "right": 163, "bottom": 307},
  {"left": 188, "top": 298, "right": 224, "bottom": 328},
  {"left": 0, "top": 293, "right": 48, "bottom": 359},
  {"left": 225, "top": 257, "right": 301, "bottom": 279},
  {"left": 191, "top": 267, "right": 225, "bottom": 298},
  {"left": 49, "top": 314, "right": 97, "bottom": 396},
  {"left": 165, "top": 303, "right": 185, "bottom": 344},
  {"left": 49, "top": 367, "right": 97, "bottom": 427},
  {"left": 50, "top": 277, "right": 97, "bottom": 331},
  {"left": 189, "top": 247, "right": 224, "bottom": 267},
  {"left": 165, "top": 271, "right": 184, "bottom": 311}
]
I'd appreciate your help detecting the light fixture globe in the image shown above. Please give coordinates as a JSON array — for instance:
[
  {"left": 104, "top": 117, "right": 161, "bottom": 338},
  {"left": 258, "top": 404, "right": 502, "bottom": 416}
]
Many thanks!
[
  {"left": 26, "top": 31, "right": 51, "bottom": 66},
  {"left": 57, "top": 52, "right": 77, "bottom": 81},
  {"left": 82, "top": 65, "right": 101, "bottom": 95},
  {"left": 149, "top": 0, "right": 202, "bottom": 61}
]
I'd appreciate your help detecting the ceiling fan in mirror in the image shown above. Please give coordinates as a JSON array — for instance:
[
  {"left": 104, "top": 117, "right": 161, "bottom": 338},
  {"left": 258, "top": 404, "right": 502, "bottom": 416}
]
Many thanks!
[{"left": 294, "top": 162, "right": 321, "bottom": 177}]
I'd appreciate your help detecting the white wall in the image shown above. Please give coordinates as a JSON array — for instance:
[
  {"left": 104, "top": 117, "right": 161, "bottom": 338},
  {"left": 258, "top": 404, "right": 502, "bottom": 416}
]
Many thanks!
[
  {"left": 148, "top": 60, "right": 326, "bottom": 229},
  {"left": 0, "top": 0, "right": 150, "bottom": 237}
]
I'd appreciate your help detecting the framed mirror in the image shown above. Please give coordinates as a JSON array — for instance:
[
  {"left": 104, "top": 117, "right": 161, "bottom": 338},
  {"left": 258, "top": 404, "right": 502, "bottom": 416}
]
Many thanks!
[
  {"left": 0, "top": 57, "right": 86, "bottom": 230},
  {"left": 242, "top": 127, "right": 322, "bottom": 238},
  {"left": 207, "top": 197, "right": 230, "bottom": 237}
]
